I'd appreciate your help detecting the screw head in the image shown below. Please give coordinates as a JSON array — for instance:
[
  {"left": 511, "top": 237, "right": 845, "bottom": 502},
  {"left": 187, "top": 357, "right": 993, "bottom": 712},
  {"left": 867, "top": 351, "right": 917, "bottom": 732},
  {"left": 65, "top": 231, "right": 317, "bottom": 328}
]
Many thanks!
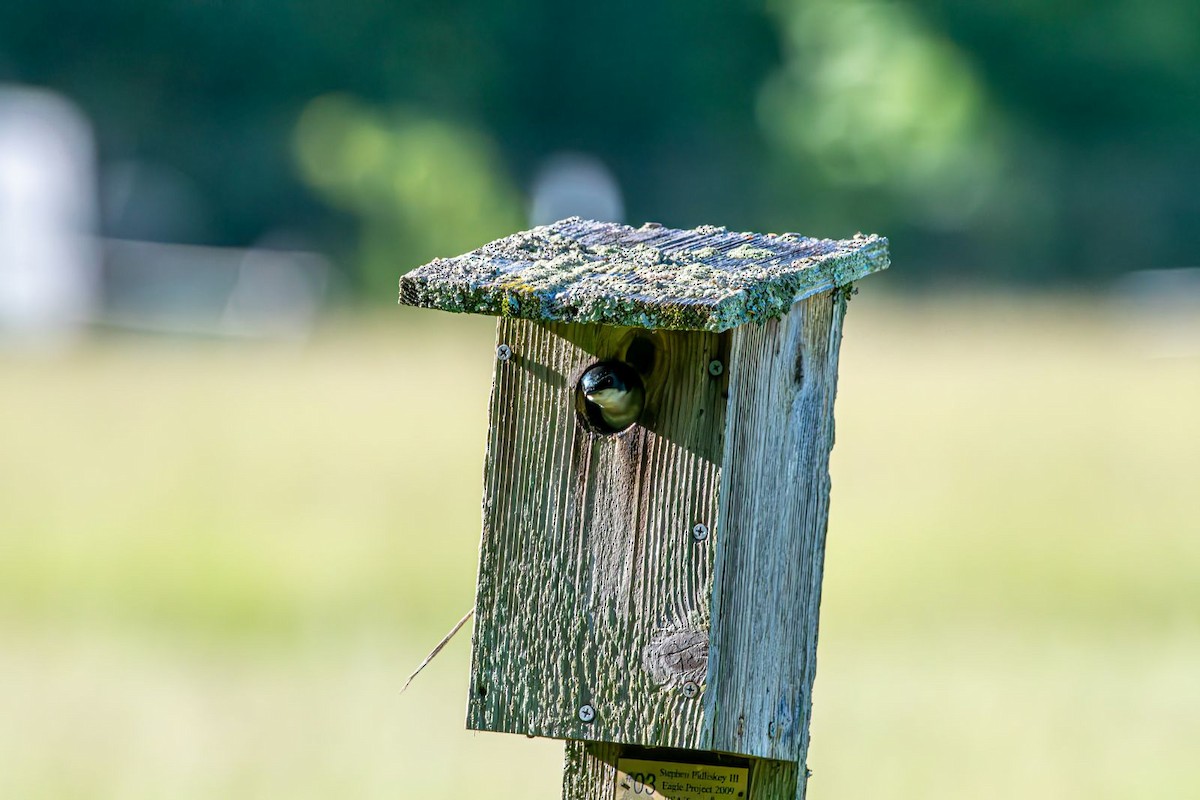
[
  {"left": 707, "top": 359, "right": 724, "bottom": 377},
  {"left": 578, "top": 703, "right": 596, "bottom": 723},
  {"left": 496, "top": 344, "right": 512, "bottom": 362},
  {"left": 682, "top": 681, "right": 700, "bottom": 699},
  {"left": 692, "top": 523, "right": 709, "bottom": 542}
]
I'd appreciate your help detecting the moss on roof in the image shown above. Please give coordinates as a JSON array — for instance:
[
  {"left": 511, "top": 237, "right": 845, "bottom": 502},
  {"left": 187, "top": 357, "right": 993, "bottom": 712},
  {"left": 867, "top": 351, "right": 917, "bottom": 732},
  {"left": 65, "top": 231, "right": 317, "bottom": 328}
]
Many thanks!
[{"left": 398, "top": 217, "right": 889, "bottom": 331}]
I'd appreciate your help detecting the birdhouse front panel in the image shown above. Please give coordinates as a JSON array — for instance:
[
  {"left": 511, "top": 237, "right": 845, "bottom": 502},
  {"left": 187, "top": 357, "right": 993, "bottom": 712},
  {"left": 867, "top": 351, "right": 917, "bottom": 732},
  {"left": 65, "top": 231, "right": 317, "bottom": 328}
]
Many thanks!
[{"left": 466, "top": 316, "right": 729, "bottom": 749}]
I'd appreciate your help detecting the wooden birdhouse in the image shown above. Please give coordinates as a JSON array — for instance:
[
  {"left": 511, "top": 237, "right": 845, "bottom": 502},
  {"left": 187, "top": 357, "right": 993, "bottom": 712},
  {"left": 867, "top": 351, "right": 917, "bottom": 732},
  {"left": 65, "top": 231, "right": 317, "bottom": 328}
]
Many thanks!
[{"left": 398, "top": 218, "right": 889, "bottom": 800}]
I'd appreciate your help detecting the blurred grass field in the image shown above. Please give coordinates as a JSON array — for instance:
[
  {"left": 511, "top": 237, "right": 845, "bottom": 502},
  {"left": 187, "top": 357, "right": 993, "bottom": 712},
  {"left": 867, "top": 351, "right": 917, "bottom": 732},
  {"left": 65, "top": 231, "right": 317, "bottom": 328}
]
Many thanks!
[{"left": 1, "top": 294, "right": 1198, "bottom": 799}]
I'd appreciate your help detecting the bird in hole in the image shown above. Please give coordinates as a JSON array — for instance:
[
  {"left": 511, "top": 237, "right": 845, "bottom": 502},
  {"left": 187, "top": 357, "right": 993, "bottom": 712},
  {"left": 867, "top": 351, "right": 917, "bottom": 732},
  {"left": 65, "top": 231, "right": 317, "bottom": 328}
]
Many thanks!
[{"left": 580, "top": 362, "right": 645, "bottom": 431}]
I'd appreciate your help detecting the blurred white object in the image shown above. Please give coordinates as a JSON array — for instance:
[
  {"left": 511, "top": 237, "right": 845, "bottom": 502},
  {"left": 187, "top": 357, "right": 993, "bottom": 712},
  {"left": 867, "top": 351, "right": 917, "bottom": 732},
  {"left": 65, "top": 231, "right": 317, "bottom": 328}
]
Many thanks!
[
  {"left": 222, "top": 243, "right": 328, "bottom": 339},
  {"left": 102, "top": 238, "right": 329, "bottom": 340},
  {"left": 1112, "top": 267, "right": 1200, "bottom": 359},
  {"left": 529, "top": 152, "right": 624, "bottom": 226},
  {"left": 0, "top": 85, "right": 99, "bottom": 345}
]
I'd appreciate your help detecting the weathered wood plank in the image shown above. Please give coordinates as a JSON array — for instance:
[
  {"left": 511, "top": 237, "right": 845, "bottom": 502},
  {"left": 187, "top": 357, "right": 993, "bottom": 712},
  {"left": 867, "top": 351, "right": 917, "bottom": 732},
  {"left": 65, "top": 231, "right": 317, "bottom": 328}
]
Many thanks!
[
  {"left": 468, "top": 316, "right": 729, "bottom": 749},
  {"left": 563, "top": 741, "right": 621, "bottom": 800},
  {"left": 703, "top": 290, "right": 848, "bottom": 778},
  {"left": 471, "top": 290, "right": 849, "bottom": 798},
  {"left": 399, "top": 217, "right": 887, "bottom": 331}
]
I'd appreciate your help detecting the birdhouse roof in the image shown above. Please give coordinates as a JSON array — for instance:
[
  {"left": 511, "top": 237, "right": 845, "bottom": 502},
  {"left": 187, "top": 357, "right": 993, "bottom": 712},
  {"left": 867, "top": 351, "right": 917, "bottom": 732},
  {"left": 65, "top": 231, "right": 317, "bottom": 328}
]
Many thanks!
[{"left": 398, "top": 217, "right": 889, "bottom": 332}]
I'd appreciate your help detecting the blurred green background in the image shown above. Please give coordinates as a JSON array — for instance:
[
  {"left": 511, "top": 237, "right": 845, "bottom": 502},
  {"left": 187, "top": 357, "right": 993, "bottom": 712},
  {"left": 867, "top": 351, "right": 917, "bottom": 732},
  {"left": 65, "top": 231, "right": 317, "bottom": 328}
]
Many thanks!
[
  {"left": 1, "top": 1, "right": 1198, "bottom": 798},
  {"left": 3, "top": 0, "right": 1199, "bottom": 295}
]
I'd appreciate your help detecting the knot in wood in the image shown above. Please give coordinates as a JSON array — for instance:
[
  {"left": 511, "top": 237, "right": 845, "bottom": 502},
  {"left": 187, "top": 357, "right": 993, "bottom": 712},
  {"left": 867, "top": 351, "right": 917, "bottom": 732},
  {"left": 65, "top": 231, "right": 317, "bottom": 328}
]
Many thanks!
[{"left": 642, "top": 627, "right": 708, "bottom": 686}]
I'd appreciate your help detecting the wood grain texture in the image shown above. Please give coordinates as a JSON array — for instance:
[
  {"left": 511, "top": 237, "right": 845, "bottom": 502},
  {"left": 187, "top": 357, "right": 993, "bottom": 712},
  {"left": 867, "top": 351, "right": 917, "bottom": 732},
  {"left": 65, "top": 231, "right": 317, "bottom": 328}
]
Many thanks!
[
  {"left": 562, "top": 741, "right": 800, "bottom": 800},
  {"left": 398, "top": 217, "right": 887, "bottom": 331},
  {"left": 702, "top": 290, "right": 848, "bottom": 777},
  {"left": 470, "top": 291, "right": 850, "bottom": 800},
  {"left": 562, "top": 740, "right": 621, "bottom": 799},
  {"left": 468, "top": 316, "right": 729, "bottom": 749}
]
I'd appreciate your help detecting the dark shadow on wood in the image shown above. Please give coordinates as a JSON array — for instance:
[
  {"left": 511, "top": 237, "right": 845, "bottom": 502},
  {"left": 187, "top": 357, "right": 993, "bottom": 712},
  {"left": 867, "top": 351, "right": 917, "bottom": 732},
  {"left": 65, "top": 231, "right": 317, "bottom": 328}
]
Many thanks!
[{"left": 510, "top": 321, "right": 729, "bottom": 465}]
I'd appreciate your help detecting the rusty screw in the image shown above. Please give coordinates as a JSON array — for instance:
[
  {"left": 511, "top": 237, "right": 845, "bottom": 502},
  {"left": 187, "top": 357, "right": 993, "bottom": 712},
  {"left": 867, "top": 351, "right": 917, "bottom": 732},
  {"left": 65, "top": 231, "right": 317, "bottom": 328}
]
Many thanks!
[
  {"left": 496, "top": 344, "right": 512, "bottom": 361},
  {"left": 692, "top": 523, "right": 709, "bottom": 542},
  {"left": 578, "top": 703, "right": 596, "bottom": 723}
]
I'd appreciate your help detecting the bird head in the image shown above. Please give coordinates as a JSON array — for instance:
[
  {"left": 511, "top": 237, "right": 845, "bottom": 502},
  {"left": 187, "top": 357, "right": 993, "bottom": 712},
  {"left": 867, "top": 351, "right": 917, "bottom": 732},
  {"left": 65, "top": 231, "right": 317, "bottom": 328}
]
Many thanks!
[{"left": 579, "top": 361, "right": 644, "bottom": 432}]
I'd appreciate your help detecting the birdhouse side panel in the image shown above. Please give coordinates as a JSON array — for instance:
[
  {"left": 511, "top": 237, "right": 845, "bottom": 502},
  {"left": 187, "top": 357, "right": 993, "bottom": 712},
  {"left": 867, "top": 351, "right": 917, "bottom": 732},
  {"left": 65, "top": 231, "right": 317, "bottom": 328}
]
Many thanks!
[
  {"left": 703, "top": 290, "right": 848, "bottom": 767},
  {"left": 468, "top": 318, "right": 728, "bottom": 750}
]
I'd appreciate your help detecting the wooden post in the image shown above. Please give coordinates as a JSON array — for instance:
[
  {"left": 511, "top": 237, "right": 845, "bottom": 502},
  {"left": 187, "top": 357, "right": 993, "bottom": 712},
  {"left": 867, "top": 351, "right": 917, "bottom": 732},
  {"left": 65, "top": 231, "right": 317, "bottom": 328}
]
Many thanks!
[{"left": 399, "top": 218, "right": 888, "bottom": 800}]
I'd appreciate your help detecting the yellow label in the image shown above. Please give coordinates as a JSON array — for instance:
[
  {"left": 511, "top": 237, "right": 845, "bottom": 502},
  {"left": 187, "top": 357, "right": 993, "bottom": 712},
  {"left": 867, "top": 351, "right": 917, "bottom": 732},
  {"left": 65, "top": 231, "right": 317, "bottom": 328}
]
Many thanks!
[{"left": 614, "top": 758, "right": 748, "bottom": 800}]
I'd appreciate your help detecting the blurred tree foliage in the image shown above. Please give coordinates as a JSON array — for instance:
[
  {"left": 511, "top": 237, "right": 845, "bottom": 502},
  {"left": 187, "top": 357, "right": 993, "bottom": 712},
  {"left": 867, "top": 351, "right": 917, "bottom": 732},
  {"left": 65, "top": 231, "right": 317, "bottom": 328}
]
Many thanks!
[
  {"left": 293, "top": 95, "right": 523, "bottom": 298},
  {"left": 0, "top": 0, "right": 1196, "bottom": 296}
]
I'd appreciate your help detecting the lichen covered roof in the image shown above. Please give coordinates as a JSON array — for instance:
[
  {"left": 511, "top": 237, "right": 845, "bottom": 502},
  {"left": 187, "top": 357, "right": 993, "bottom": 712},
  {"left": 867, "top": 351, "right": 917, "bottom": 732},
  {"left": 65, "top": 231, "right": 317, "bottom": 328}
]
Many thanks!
[{"left": 398, "top": 217, "right": 889, "bottom": 331}]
